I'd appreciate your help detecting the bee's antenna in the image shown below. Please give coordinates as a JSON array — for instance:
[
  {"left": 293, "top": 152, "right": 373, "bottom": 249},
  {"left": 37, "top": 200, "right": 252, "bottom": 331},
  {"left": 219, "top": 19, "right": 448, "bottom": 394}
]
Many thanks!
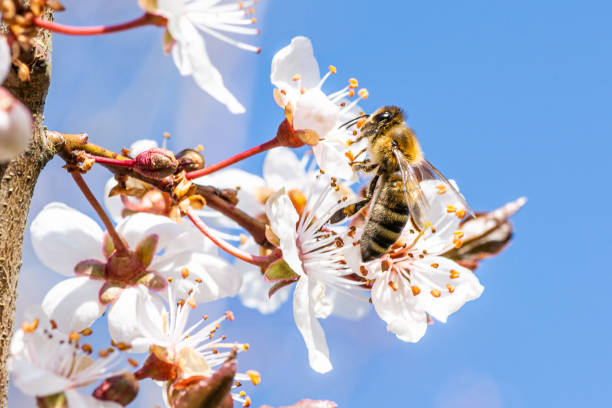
[{"left": 338, "top": 114, "right": 369, "bottom": 129}]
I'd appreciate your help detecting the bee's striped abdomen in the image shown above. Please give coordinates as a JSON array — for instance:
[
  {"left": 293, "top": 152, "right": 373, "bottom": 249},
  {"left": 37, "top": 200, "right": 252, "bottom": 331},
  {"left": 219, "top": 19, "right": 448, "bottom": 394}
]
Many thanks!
[{"left": 360, "top": 179, "right": 409, "bottom": 262}]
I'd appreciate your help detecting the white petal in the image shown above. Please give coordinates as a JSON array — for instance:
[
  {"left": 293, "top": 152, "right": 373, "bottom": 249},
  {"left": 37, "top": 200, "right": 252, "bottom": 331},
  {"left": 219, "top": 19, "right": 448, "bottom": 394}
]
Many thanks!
[
  {"left": 30, "top": 203, "right": 104, "bottom": 276},
  {"left": 235, "top": 238, "right": 290, "bottom": 314},
  {"left": 0, "top": 37, "right": 10, "bottom": 82},
  {"left": 129, "top": 139, "right": 159, "bottom": 156},
  {"left": 265, "top": 189, "right": 303, "bottom": 276},
  {"left": 65, "top": 389, "right": 123, "bottom": 408},
  {"left": 103, "top": 178, "right": 125, "bottom": 223},
  {"left": 10, "top": 359, "right": 71, "bottom": 396},
  {"left": 238, "top": 268, "right": 290, "bottom": 314},
  {"left": 116, "top": 212, "right": 184, "bottom": 251},
  {"left": 370, "top": 274, "right": 428, "bottom": 343},
  {"left": 41, "top": 277, "right": 106, "bottom": 332},
  {"left": 312, "top": 141, "right": 354, "bottom": 180},
  {"left": 271, "top": 36, "right": 320, "bottom": 91},
  {"left": 0, "top": 89, "right": 32, "bottom": 162},
  {"left": 262, "top": 147, "right": 306, "bottom": 189},
  {"left": 170, "top": 17, "right": 244, "bottom": 113},
  {"left": 293, "top": 278, "right": 332, "bottom": 373},
  {"left": 108, "top": 286, "right": 163, "bottom": 351},
  {"left": 293, "top": 88, "right": 340, "bottom": 137},
  {"left": 413, "top": 257, "right": 484, "bottom": 323},
  {"left": 154, "top": 251, "right": 241, "bottom": 303}
]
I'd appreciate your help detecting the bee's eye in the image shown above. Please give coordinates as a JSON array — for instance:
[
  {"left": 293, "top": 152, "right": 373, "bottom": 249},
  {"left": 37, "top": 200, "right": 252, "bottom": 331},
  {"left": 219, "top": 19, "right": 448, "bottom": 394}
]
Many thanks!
[{"left": 374, "top": 111, "right": 392, "bottom": 122}]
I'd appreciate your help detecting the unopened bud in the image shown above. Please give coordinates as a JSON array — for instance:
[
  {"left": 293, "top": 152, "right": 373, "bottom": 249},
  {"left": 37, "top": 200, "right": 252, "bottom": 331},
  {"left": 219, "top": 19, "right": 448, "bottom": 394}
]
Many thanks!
[
  {"left": 176, "top": 148, "right": 205, "bottom": 172},
  {"left": 0, "top": 87, "right": 32, "bottom": 162},
  {"left": 133, "top": 148, "right": 179, "bottom": 179},
  {"left": 92, "top": 372, "right": 139, "bottom": 406}
]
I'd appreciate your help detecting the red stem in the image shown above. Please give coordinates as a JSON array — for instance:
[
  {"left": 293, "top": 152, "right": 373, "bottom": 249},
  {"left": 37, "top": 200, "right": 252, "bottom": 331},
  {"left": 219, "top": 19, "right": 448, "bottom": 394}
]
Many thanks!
[
  {"left": 71, "top": 172, "right": 129, "bottom": 254},
  {"left": 185, "top": 138, "right": 280, "bottom": 180},
  {"left": 87, "top": 154, "right": 136, "bottom": 168},
  {"left": 33, "top": 13, "right": 165, "bottom": 36},
  {"left": 186, "top": 209, "right": 279, "bottom": 268}
]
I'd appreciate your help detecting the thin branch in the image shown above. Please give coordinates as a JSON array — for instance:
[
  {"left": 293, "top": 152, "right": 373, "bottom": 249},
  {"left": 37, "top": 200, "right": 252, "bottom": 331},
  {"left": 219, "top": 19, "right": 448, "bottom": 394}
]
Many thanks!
[
  {"left": 71, "top": 172, "right": 128, "bottom": 254},
  {"left": 185, "top": 137, "right": 280, "bottom": 180},
  {"left": 33, "top": 13, "right": 166, "bottom": 36},
  {"left": 186, "top": 209, "right": 279, "bottom": 268}
]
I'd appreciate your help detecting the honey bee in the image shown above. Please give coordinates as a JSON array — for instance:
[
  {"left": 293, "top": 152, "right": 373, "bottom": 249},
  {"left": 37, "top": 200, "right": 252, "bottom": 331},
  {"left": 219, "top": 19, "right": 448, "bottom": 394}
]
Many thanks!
[{"left": 331, "top": 106, "right": 473, "bottom": 262}]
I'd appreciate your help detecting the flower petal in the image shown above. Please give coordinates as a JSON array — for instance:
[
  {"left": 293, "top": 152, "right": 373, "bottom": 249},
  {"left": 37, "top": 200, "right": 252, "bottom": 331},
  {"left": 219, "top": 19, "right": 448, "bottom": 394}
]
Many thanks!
[
  {"left": 65, "top": 389, "right": 122, "bottom": 408},
  {"left": 370, "top": 274, "right": 428, "bottom": 343},
  {"left": 10, "top": 358, "right": 71, "bottom": 397},
  {"left": 103, "top": 178, "right": 125, "bottom": 224},
  {"left": 262, "top": 147, "right": 306, "bottom": 189},
  {"left": 0, "top": 37, "right": 10, "bottom": 82},
  {"left": 265, "top": 189, "right": 303, "bottom": 276},
  {"left": 312, "top": 141, "right": 354, "bottom": 180},
  {"left": 108, "top": 285, "right": 163, "bottom": 352},
  {"left": 41, "top": 277, "right": 106, "bottom": 332},
  {"left": 116, "top": 212, "right": 184, "bottom": 252},
  {"left": 31, "top": 203, "right": 104, "bottom": 276},
  {"left": 293, "top": 278, "right": 332, "bottom": 373},
  {"left": 169, "top": 16, "right": 245, "bottom": 114},
  {"left": 271, "top": 36, "right": 320, "bottom": 91},
  {"left": 293, "top": 88, "right": 340, "bottom": 137},
  {"left": 153, "top": 251, "right": 241, "bottom": 303},
  {"left": 413, "top": 257, "right": 484, "bottom": 323}
]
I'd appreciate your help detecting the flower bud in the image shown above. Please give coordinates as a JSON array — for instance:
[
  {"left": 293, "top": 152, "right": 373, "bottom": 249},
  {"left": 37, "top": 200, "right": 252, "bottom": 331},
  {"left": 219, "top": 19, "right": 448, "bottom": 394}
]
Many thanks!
[
  {"left": 92, "top": 372, "right": 139, "bottom": 406},
  {"left": 176, "top": 148, "right": 205, "bottom": 172},
  {"left": 0, "top": 87, "right": 32, "bottom": 162},
  {"left": 133, "top": 147, "right": 179, "bottom": 179}
]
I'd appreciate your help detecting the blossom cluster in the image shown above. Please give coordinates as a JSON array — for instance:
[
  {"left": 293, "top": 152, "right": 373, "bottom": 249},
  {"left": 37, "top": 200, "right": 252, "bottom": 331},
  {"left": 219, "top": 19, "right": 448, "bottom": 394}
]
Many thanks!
[{"left": 1, "top": 2, "right": 525, "bottom": 407}]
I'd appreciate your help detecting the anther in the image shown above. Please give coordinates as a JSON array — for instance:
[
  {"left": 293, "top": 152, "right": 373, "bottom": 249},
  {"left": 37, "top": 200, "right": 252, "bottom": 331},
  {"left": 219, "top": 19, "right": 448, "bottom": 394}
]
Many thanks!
[
  {"left": 454, "top": 231, "right": 464, "bottom": 239},
  {"left": 196, "top": 144, "right": 204, "bottom": 151},
  {"left": 328, "top": 65, "right": 337, "bottom": 74},
  {"left": 456, "top": 209, "right": 466, "bottom": 218},
  {"left": 431, "top": 263, "right": 439, "bottom": 268},
  {"left": 450, "top": 270, "right": 460, "bottom": 279},
  {"left": 80, "top": 328, "right": 93, "bottom": 336},
  {"left": 243, "top": 396, "right": 252, "bottom": 407},
  {"left": 181, "top": 267, "right": 189, "bottom": 278},
  {"left": 358, "top": 88, "right": 369, "bottom": 99},
  {"left": 388, "top": 280, "right": 398, "bottom": 291},
  {"left": 446, "top": 205, "right": 456, "bottom": 213},
  {"left": 21, "top": 318, "right": 39, "bottom": 332},
  {"left": 69, "top": 332, "right": 80, "bottom": 342},
  {"left": 243, "top": 343, "right": 250, "bottom": 351},
  {"left": 436, "top": 184, "right": 447, "bottom": 194},
  {"left": 203, "top": 315, "right": 208, "bottom": 320},
  {"left": 446, "top": 283, "right": 455, "bottom": 293},
  {"left": 81, "top": 344, "right": 93, "bottom": 354},
  {"left": 50, "top": 320, "right": 58, "bottom": 330},
  {"left": 247, "top": 370, "right": 261, "bottom": 386},
  {"left": 240, "top": 390, "right": 246, "bottom": 397},
  {"left": 292, "top": 74, "right": 302, "bottom": 81},
  {"left": 411, "top": 285, "right": 421, "bottom": 296},
  {"left": 349, "top": 78, "right": 358, "bottom": 89},
  {"left": 163, "top": 132, "right": 170, "bottom": 139},
  {"left": 431, "top": 289, "right": 441, "bottom": 298},
  {"left": 187, "top": 298, "right": 196, "bottom": 309},
  {"left": 225, "top": 311, "right": 235, "bottom": 321}
]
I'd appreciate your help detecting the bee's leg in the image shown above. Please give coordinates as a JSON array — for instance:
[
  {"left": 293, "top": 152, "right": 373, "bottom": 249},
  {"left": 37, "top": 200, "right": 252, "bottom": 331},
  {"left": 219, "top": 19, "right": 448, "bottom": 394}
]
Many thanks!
[
  {"left": 330, "top": 198, "right": 371, "bottom": 224},
  {"left": 352, "top": 159, "right": 378, "bottom": 173}
]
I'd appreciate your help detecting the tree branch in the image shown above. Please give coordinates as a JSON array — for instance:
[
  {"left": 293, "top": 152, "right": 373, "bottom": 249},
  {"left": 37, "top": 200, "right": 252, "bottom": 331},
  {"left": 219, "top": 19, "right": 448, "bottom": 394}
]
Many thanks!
[{"left": 0, "top": 9, "right": 58, "bottom": 407}]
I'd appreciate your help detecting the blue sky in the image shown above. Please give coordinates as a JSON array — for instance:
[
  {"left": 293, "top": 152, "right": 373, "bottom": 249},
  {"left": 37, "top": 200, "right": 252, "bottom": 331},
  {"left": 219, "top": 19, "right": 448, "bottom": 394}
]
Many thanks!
[{"left": 9, "top": 1, "right": 612, "bottom": 407}]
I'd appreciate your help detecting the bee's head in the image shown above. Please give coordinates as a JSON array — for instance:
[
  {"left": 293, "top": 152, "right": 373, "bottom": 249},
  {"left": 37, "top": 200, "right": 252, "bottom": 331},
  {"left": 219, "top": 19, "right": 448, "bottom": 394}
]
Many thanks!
[{"left": 360, "top": 106, "right": 404, "bottom": 139}]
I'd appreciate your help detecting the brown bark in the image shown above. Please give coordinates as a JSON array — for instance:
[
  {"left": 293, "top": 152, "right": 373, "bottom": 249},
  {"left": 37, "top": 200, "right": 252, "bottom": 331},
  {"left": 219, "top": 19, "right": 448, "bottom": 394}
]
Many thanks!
[{"left": 0, "top": 11, "right": 55, "bottom": 407}]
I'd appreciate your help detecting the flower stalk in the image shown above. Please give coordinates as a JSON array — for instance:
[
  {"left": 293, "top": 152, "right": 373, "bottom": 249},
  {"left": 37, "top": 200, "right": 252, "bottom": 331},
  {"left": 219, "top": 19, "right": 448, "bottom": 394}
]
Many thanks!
[
  {"left": 70, "top": 171, "right": 128, "bottom": 254},
  {"left": 185, "top": 137, "right": 281, "bottom": 180},
  {"left": 33, "top": 13, "right": 166, "bottom": 36},
  {"left": 186, "top": 208, "right": 279, "bottom": 267}
]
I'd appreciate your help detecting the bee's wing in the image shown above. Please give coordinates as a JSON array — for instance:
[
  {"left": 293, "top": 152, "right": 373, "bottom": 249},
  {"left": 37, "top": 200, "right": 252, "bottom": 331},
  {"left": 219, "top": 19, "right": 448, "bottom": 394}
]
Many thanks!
[
  {"left": 418, "top": 159, "right": 475, "bottom": 219},
  {"left": 392, "top": 147, "right": 431, "bottom": 231}
]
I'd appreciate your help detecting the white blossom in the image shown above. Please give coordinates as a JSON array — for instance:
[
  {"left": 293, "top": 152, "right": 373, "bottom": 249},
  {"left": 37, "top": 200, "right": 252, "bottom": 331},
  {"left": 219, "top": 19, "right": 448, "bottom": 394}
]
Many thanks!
[
  {"left": 271, "top": 36, "right": 370, "bottom": 179},
  {"left": 265, "top": 177, "right": 370, "bottom": 373},
  {"left": 345, "top": 180, "right": 484, "bottom": 343},
  {"left": 142, "top": 0, "right": 261, "bottom": 114},
  {"left": 30, "top": 203, "right": 240, "bottom": 343},
  {"left": 131, "top": 285, "right": 257, "bottom": 405},
  {"left": 9, "top": 306, "right": 122, "bottom": 408},
  {"left": 0, "top": 36, "right": 32, "bottom": 162}
]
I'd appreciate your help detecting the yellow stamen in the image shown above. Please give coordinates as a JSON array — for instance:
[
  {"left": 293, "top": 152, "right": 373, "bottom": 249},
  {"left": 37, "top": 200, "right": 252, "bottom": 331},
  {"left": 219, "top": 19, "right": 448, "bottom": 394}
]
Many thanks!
[
  {"left": 181, "top": 267, "right": 189, "bottom": 279},
  {"left": 21, "top": 318, "right": 39, "bottom": 333},
  {"left": 431, "top": 289, "right": 441, "bottom": 298},
  {"left": 328, "top": 65, "right": 337, "bottom": 74},
  {"left": 349, "top": 78, "right": 358, "bottom": 88},
  {"left": 411, "top": 286, "right": 421, "bottom": 296},
  {"left": 446, "top": 283, "right": 455, "bottom": 293},
  {"left": 450, "top": 270, "right": 460, "bottom": 279},
  {"left": 247, "top": 370, "right": 261, "bottom": 386}
]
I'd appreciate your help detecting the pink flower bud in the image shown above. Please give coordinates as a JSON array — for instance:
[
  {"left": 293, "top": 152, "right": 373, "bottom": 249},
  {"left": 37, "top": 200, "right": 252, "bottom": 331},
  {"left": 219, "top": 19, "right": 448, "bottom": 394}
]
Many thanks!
[
  {"left": 0, "top": 87, "right": 32, "bottom": 162},
  {"left": 133, "top": 147, "right": 179, "bottom": 179},
  {"left": 92, "top": 372, "right": 139, "bottom": 406}
]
